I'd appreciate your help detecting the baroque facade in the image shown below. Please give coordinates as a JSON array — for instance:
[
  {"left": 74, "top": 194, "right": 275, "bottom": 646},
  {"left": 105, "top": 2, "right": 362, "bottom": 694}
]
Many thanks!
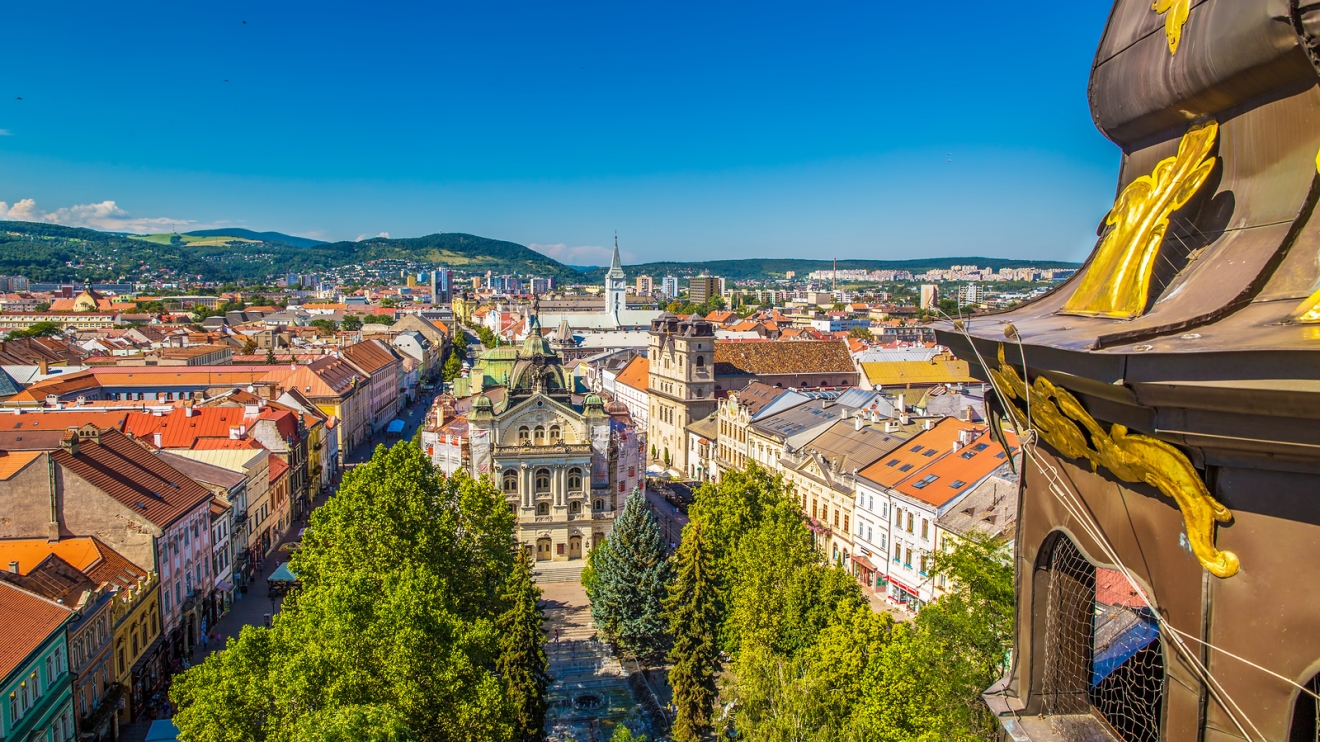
[{"left": 465, "top": 310, "right": 641, "bottom": 561}]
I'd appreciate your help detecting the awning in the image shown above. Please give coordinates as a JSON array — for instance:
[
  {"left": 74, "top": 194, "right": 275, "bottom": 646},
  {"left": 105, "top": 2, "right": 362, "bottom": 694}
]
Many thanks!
[
  {"left": 213, "top": 577, "right": 234, "bottom": 594},
  {"left": 146, "top": 720, "right": 180, "bottom": 741},
  {"left": 853, "top": 554, "right": 876, "bottom": 572},
  {"left": 269, "top": 563, "right": 298, "bottom": 582},
  {"left": 888, "top": 576, "right": 918, "bottom": 595},
  {"left": 386, "top": 419, "right": 406, "bottom": 434}
]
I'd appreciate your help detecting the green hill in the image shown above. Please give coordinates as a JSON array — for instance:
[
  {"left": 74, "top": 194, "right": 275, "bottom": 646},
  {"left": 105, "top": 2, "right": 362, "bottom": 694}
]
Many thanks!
[
  {"left": 184, "top": 228, "right": 327, "bottom": 248},
  {"left": 0, "top": 222, "right": 581, "bottom": 283},
  {"left": 0, "top": 221, "right": 1078, "bottom": 285}
]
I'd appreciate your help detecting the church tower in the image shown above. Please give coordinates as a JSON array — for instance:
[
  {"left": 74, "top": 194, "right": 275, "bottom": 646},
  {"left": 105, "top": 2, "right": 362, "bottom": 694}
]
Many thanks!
[
  {"left": 646, "top": 312, "right": 716, "bottom": 475},
  {"left": 604, "top": 236, "right": 627, "bottom": 324}
]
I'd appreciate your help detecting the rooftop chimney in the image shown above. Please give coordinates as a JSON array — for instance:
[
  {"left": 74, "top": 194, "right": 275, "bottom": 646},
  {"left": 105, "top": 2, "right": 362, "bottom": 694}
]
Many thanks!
[
  {"left": 854, "top": 415, "right": 864, "bottom": 431},
  {"left": 7, "top": 561, "right": 17, "bottom": 574},
  {"left": 152, "top": 432, "right": 162, "bottom": 448}
]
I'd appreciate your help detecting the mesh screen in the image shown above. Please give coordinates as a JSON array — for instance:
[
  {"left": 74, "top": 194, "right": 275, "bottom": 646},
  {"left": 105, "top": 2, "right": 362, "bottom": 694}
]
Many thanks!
[{"left": 1041, "top": 536, "right": 1165, "bottom": 742}]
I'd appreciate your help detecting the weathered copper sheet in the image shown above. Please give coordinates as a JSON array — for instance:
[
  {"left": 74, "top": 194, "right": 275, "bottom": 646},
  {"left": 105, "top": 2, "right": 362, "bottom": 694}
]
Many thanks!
[{"left": 1092, "top": 0, "right": 1311, "bottom": 148}]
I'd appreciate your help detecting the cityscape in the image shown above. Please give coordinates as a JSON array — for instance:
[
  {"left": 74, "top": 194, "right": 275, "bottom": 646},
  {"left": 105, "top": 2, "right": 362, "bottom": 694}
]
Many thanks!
[{"left": 3, "top": 2, "right": 1320, "bottom": 742}]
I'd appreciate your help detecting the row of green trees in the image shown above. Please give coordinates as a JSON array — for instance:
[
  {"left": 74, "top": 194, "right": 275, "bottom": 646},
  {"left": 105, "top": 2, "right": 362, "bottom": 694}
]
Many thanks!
[
  {"left": 588, "top": 465, "right": 1015, "bottom": 742},
  {"left": 170, "top": 443, "right": 551, "bottom": 742}
]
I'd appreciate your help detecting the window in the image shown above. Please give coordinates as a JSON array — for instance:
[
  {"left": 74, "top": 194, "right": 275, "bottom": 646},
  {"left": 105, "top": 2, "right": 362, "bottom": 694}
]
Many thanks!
[
  {"left": 518, "top": 426, "right": 530, "bottom": 445},
  {"left": 907, "top": 513, "right": 914, "bottom": 533},
  {"left": 867, "top": 526, "right": 873, "bottom": 541},
  {"left": 921, "top": 519, "right": 929, "bottom": 539},
  {"left": 922, "top": 449, "right": 938, "bottom": 457},
  {"left": 904, "top": 548, "right": 912, "bottom": 567},
  {"left": 909, "top": 445, "right": 922, "bottom": 452},
  {"left": 919, "top": 554, "right": 928, "bottom": 574},
  {"left": 549, "top": 425, "right": 561, "bottom": 444},
  {"left": 594, "top": 499, "right": 603, "bottom": 511},
  {"left": 568, "top": 468, "right": 583, "bottom": 491},
  {"left": 898, "top": 463, "right": 914, "bottom": 472},
  {"left": 868, "top": 496, "right": 874, "bottom": 510},
  {"left": 533, "top": 425, "right": 545, "bottom": 445},
  {"left": 912, "top": 475, "right": 939, "bottom": 489},
  {"left": 843, "top": 515, "right": 849, "bottom": 532},
  {"left": 569, "top": 501, "right": 581, "bottom": 514},
  {"left": 949, "top": 480, "right": 966, "bottom": 488},
  {"left": 503, "top": 470, "right": 519, "bottom": 493},
  {"left": 695, "top": 355, "right": 705, "bottom": 367},
  {"left": 893, "top": 543, "right": 901, "bottom": 562},
  {"left": 536, "top": 502, "right": 549, "bottom": 516},
  {"left": 535, "top": 468, "right": 551, "bottom": 492}
]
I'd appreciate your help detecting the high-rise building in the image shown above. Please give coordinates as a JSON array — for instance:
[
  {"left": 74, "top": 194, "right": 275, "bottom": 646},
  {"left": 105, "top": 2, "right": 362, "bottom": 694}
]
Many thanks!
[
  {"left": 661, "top": 275, "right": 679, "bottom": 299},
  {"left": 430, "top": 267, "right": 452, "bottom": 303},
  {"left": 636, "top": 275, "right": 653, "bottom": 295},
  {"left": 919, "top": 284, "right": 939, "bottom": 310},
  {"left": 958, "top": 283, "right": 984, "bottom": 306},
  {"left": 406, "top": 274, "right": 417, "bottom": 288},
  {"left": 688, "top": 275, "right": 721, "bottom": 305}
]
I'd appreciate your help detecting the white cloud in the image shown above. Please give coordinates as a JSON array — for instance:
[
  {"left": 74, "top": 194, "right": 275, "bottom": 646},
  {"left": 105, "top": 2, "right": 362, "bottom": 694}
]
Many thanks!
[
  {"left": 0, "top": 198, "right": 199, "bottom": 233},
  {"left": 529, "top": 242, "right": 627, "bottom": 266},
  {"left": 0, "top": 129, "right": 11, "bottom": 136},
  {"left": 355, "top": 231, "right": 390, "bottom": 242}
]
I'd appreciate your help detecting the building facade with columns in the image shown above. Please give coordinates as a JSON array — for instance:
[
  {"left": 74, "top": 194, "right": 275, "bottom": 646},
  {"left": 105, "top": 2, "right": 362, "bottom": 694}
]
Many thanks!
[{"left": 465, "top": 313, "right": 637, "bottom": 561}]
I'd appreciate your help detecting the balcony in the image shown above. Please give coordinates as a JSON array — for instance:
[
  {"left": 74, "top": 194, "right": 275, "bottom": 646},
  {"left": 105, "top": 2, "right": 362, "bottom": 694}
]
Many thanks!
[
  {"left": 591, "top": 511, "right": 615, "bottom": 520},
  {"left": 534, "top": 516, "right": 554, "bottom": 523},
  {"left": 495, "top": 442, "right": 591, "bottom": 457}
]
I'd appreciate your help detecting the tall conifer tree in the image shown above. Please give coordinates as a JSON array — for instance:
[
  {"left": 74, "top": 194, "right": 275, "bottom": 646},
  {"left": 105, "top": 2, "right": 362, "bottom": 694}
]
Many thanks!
[
  {"left": 497, "top": 549, "right": 551, "bottom": 742},
  {"left": 589, "top": 488, "right": 671, "bottom": 661},
  {"left": 664, "top": 522, "right": 720, "bottom": 742}
]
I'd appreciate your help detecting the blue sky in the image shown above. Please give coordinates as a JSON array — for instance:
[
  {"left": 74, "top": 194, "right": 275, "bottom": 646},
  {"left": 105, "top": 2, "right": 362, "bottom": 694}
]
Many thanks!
[{"left": 0, "top": 1, "right": 1119, "bottom": 265}]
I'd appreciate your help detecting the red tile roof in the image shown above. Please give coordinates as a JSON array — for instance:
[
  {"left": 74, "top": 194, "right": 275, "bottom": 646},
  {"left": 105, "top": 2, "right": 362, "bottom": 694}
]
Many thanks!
[
  {"left": 714, "top": 339, "right": 855, "bottom": 376},
  {"left": 50, "top": 429, "right": 214, "bottom": 529},
  {"left": 891, "top": 429, "right": 1018, "bottom": 508},
  {"left": 0, "top": 581, "right": 72, "bottom": 680},
  {"left": 614, "top": 356, "right": 649, "bottom": 392},
  {"left": 341, "top": 339, "right": 399, "bottom": 376},
  {"left": 858, "top": 418, "right": 980, "bottom": 489},
  {"left": 268, "top": 456, "right": 289, "bottom": 484}
]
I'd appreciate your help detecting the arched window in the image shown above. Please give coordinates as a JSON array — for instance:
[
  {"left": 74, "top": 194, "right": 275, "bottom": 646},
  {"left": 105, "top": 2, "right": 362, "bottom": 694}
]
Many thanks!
[
  {"left": 518, "top": 426, "right": 530, "bottom": 445},
  {"left": 1041, "top": 535, "right": 1164, "bottom": 742},
  {"left": 594, "top": 499, "right": 604, "bottom": 511},
  {"left": 534, "top": 425, "right": 545, "bottom": 445},
  {"left": 535, "top": 468, "right": 551, "bottom": 492},
  {"left": 695, "top": 355, "right": 705, "bottom": 367},
  {"left": 536, "top": 502, "right": 549, "bottom": 516},
  {"left": 569, "top": 501, "right": 581, "bottom": 514},
  {"left": 549, "top": 425, "right": 561, "bottom": 444},
  {"left": 567, "top": 468, "right": 583, "bottom": 492},
  {"left": 502, "top": 470, "right": 518, "bottom": 494}
]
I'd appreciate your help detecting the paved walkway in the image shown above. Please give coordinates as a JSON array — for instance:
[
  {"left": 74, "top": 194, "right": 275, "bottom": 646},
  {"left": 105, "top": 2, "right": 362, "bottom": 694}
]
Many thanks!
[{"left": 537, "top": 562, "right": 657, "bottom": 742}]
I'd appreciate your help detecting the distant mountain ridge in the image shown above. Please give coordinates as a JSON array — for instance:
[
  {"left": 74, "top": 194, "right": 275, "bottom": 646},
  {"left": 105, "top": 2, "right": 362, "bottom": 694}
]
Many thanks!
[
  {"left": 0, "top": 220, "right": 1079, "bottom": 284},
  {"left": 184, "top": 228, "right": 327, "bottom": 248}
]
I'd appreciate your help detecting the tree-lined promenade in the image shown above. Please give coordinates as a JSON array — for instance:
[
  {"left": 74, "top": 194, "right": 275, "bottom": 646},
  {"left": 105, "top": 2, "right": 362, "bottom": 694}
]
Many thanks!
[{"left": 169, "top": 445, "right": 1012, "bottom": 742}]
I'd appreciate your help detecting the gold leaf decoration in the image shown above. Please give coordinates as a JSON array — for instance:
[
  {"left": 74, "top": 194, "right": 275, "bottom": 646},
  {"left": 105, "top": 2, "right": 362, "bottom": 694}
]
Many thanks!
[
  {"left": 1062, "top": 120, "right": 1218, "bottom": 319},
  {"left": 1153, "top": 0, "right": 1190, "bottom": 55},
  {"left": 988, "top": 345, "right": 1240, "bottom": 578},
  {"left": 1293, "top": 286, "right": 1320, "bottom": 323}
]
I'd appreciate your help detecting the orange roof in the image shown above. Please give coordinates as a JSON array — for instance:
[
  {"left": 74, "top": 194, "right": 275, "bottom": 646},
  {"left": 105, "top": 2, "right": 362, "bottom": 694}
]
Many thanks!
[
  {"left": 614, "top": 356, "right": 650, "bottom": 392},
  {"left": 268, "top": 456, "right": 289, "bottom": 484},
  {"left": 125, "top": 408, "right": 252, "bottom": 448},
  {"left": 858, "top": 418, "right": 981, "bottom": 489},
  {"left": 0, "top": 451, "right": 43, "bottom": 480},
  {"left": 0, "top": 536, "right": 150, "bottom": 589},
  {"left": 892, "top": 429, "right": 1017, "bottom": 508},
  {"left": 0, "top": 410, "right": 134, "bottom": 432},
  {"left": 0, "top": 581, "right": 72, "bottom": 681}
]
